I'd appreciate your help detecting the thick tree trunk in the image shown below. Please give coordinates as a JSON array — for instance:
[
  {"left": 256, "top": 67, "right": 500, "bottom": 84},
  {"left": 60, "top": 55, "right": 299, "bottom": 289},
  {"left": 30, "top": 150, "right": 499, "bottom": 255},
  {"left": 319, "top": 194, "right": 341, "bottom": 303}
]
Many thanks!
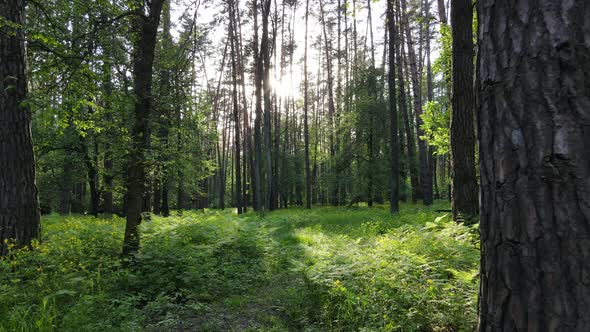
[
  {"left": 450, "top": 0, "right": 478, "bottom": 220},
  {"left": 123, "top": 0, "right": 165, "bottom": 255},
  {"left": 0, "top": 0, "right": 41, "bottom": 256},
  {"left": 477, "top": 0, "right": 590, "bottom": 329}
]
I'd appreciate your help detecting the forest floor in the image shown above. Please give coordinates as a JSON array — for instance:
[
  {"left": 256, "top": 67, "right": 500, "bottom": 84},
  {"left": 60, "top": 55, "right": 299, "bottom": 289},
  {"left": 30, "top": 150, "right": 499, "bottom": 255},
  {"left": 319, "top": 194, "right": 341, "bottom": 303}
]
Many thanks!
[{"left": 1, "top": 202, "right": 479, "bottom": 331}]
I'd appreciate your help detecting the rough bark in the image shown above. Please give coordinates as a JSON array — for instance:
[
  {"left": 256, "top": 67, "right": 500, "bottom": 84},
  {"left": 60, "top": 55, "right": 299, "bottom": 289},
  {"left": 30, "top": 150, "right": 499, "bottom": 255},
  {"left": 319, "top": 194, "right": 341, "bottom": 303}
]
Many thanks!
[
  {"left": 123, "top": 0, "right": 165, "bottom": 255},
  {"left": 0, "top": 0, "right": 41, "bottom": 256},
  {"left": 477, "top": 0, "right": 590, "bottom": 329},
  {"left": 450, "top": 0, "right": 478, "bottom": 220}
]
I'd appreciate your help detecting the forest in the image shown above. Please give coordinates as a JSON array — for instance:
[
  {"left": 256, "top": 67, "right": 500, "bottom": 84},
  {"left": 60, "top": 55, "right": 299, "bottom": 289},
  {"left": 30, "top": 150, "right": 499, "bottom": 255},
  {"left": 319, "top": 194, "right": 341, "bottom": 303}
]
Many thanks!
[{"left": 1, "top": 0, "right": 588, "bottom": 331}]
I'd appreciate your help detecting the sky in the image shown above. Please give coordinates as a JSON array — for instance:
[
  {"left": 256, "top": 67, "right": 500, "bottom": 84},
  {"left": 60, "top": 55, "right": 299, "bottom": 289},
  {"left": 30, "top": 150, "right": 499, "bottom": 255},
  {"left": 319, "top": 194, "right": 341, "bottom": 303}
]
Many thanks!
[{"left": 170, "top": 0, "right": 443, "bottom": 100}]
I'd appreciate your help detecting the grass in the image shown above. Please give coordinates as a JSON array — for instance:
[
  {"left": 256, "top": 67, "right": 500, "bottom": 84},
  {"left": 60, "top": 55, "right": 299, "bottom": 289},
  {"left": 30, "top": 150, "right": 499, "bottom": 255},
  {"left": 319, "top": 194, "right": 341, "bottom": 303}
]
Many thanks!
[{"left": 1, "top": 202, "right": 479, "bottom": 331}]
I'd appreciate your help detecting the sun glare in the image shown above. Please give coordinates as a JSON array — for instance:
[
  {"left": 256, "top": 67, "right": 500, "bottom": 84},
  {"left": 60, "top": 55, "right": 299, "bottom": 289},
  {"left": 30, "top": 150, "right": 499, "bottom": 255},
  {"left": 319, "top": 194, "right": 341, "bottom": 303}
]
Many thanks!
[{"left": 270, "top": 76, "right": 298, "bottom": 98}]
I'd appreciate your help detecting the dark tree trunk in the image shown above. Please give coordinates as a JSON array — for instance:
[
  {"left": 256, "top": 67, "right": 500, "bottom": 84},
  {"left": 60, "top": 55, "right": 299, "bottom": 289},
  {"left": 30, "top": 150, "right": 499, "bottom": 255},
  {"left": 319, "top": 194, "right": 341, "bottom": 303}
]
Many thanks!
[
  {"left": 319, "top": 0, "right": 339, "bottom": 207},
  {"left": 153, "top": 183, "right": 162, "bottom": 215},
  {"left": 155, "top": 0, "right": 172, "bottom": 217},
  {"left": 450, "top": 0, "right": 478, "bottom": 220},
  {"left": 402, "top": 0, "right": 433, "bottom": 206},
  {"left": 303, "top": 0, "right": 311, "bottom": 209},
  {"left": 82, "top": 135, "right": 100, "bottom": 216},
  {"left": 437, "top": 0, "right": 447, "bottom": 25},
  {"left": 387, "top": 0, "right": 399, "bottom": 213},
  {"left": 228, "top": 0, "right": 242, "bottom": 214},
  {"left": 261, "top": 0, "right": 273, "bottom": 211},
  {"left": 396, "top": 0, "right": 419, "bottom": 204},
  {"left": 102, "top": 54, "right": 114, "bottom": 215},
  {"left": 234, "top": 2, "right": 254, "bottom": 213},
  {"left": 477, "top": 1, "right": 590, "bottom": 329},
  {"left": 123, "top": 0, "right": 165, "bottom": 255},
  {"left": 253, "top": 0, "right": 263, "bottom": 211},
  {"left": 0, "top": 0, "right": 41, "bottom": 256},
  {"left": 161, "top": 187, "right": 170, "bottom": 217},
  {"left": 60, "top": 152, "right": 73, "bottom": 215}
]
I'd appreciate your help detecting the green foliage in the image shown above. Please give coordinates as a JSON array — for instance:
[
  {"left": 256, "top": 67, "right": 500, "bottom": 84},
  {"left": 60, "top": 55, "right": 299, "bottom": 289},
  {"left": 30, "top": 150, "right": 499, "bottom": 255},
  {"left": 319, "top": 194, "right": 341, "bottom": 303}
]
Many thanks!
[
  {"left": 421, "top": 101, "right": 450, "bottom": 155},
  {"left": 1, "top": 204, "right": 478, "bottom": 331}
]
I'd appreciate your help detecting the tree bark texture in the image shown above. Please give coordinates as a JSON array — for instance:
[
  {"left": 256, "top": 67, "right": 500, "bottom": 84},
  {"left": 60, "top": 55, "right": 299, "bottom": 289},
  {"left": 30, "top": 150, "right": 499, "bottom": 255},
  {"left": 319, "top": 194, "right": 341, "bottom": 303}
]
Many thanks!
[
  {"left": 477, "top": 0, "right": 590, "bottom": 329},
  {"left": 0, "top": 0, "right": 41, "bottom": 256},
  {"left": 451, "top": 0, "right": 478, "bottom": 220}
]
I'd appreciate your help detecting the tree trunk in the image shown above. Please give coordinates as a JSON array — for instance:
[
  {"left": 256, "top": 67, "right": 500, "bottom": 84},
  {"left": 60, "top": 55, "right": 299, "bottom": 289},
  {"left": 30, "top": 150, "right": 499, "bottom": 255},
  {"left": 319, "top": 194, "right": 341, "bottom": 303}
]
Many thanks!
[
  {"left": 303, "top": 0, "right": 312, "bottom": 209},
  {"left": 0, "top": 0, "right": 41, "bottom": 256},
  {"left": 402, "top": 0, "right": 433, "bottom": 206},
  {"left": 387, "top": 0, "right": 399, "bottom": 213},
  {"left": 450, "top": 0, "right": 478, "bottom": 220},
  {"left": 101, "top": 26, "right": 115, "bottom": 215},
  {"left": 228, "top": 0, "right": 242, "bottom": 214},
  {"left": 261, "top": 0, "right": 273, "bottom": 211},
  {"left": 253, "top": 0, "right": 263, "bottom": 211},
  {"left": 477, "top": 0, "right": 590, "bottom": 329},
  {"left": 123, "top": 0, "right": 165, "bottom": 255},
  {"left": 319, "top": 0, "right": 338, "bottom": 206},
  {"left": 396, "top": 0, "right": 420, "bottom": 204},
  {"left": 155, "top": 0, "right": 172, "bottom": 217}
]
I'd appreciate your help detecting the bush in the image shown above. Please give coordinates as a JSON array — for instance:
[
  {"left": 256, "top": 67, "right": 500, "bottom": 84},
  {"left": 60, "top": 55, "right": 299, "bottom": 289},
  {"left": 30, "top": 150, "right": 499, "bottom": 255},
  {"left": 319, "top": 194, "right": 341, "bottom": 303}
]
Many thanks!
[{"left": 1, "top": 203, "right": 479, "bottom": 331}]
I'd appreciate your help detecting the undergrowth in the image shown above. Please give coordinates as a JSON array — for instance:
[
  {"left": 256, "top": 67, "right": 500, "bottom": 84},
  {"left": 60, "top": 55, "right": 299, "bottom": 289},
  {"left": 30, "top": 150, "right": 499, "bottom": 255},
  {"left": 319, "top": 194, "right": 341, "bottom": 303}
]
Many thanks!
[{"left": 1, "top": 202, "right": 479, "bottom": 331}]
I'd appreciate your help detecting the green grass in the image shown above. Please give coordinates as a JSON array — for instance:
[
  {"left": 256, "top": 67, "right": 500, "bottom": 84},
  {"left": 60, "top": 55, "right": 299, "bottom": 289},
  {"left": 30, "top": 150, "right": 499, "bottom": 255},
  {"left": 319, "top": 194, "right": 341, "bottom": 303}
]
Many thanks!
[{"left": 1, "top": 202, "right": 479, "bottom": 331}]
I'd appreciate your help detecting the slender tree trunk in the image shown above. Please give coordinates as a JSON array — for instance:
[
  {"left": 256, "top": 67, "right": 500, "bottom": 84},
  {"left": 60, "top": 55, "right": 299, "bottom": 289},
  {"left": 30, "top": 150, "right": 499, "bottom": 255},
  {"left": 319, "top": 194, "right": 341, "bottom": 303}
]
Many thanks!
[
  {"left": 101, "top": 31, "right": 115, "bottom": 215},
  {"left": 253, "top": 0, "right": 263, "bottom": 211},
  {"left": 477, "top": 0, "right": 590, "bottom": 329},
  {"left": 155, "top": 0, "right": 172, "bottom": 217},
  {"left": 82, "top": 134, "right": 100, "bottom": 216},
  {"left": 437, "top": 0, "right": 447, "bottom": 25},
  {"left": 424, "top": 0, "right": 438, "bottom": 204},
  {"left": 450, "top": 0, "right": 478, "bottom": 220},
  {"left": 396, "top": 0, "right": 419, "bottom": 204},
  {"left": 387, "top": 0, "right": 399, "bottom": 213},
  {"left": 0, "top": 0, "right": 40, "bottom": 255},
  {"left": 303, "top": 0, "right": 312, "bottom": 209},
  {"left": 319, "top": 0, "right": 338, "bottom": 206},
  {"left": 402, "top": 0, "right": 433, "bottom": 206},
  {"left": 261, "top": 0, "right": 273, "bottom": 211},
  {"left": 366, "top": 0, "right": 375, "bottom": 67},
  {"left": 234, "top": 3, "right": 254, "bottom": 213},
  {"left": 123, "top": 0, "right": 165, "bottom": 255},
  {"left": 228, "top": 0, "right": 242, "bottom": 214},
  {"left": 60, "top": 150, "right": 73, "bottom": 215}
]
